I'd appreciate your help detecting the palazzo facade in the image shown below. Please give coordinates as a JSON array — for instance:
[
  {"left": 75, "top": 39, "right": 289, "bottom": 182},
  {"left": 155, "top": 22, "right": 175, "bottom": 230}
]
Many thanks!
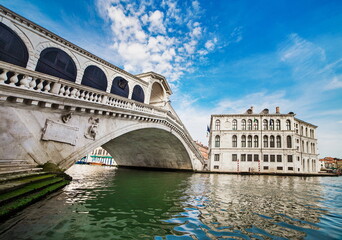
[{"left": 208, "top": 107, "right": 319, "bottom": 174}]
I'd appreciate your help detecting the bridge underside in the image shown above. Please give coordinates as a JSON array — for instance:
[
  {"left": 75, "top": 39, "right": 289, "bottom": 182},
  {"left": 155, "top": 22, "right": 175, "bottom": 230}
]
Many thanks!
[{"left": 103, "top": 128, "right": 192, "bottom": 170}]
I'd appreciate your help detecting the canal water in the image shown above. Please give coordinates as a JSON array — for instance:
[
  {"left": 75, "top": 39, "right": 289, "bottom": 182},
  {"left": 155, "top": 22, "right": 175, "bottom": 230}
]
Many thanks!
[{"left": 0, "top": 165, "right": 341, "bottom": 240}]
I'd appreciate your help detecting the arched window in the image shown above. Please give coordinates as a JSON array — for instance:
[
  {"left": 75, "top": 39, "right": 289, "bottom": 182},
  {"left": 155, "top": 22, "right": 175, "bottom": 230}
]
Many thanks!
[
  {"left": 81, "top": 65, "right": 107, "bottom": 91},
  {"left": 241, "top": 120, "right": 246, "bottom": 130},
  {"left": 305, "top": 127, "right": 308, "bottom": 137},
  {"left": 270, "top": 119, "right": 274, "bottom": 130},
  {"left": 286, "top": 120, "right": 291, "bottom": 130},
  {"left": 215, "top": 120, "right": 220, "bottom": 130},
  {"left": 287, "top": 136, "right": 292, "bottom": 148},
  {"left": 254, "top": 135, "right": 259, "bottom": 147},
  {"left": 247, "top": 119, "right": 252, "bottom": 130},
  {"left": 215, "top": 135, "right": 220, "bottom": 147},
  {"left": 254, "top": 119, "right": 259, "bottom": 130},
  {"left": 247, "top": 135, "right": 252, "bottom": 147},
  {"left": 35, "top": 48, "right": 77, "bottom": 82},
  {"left": 276, "top": 136, "right": 281, "bottom": 148},
  {"left": 132, "top": 85, "right": 145, "bottom": 103},
  {"left": 0, "top": 23, "right": 29, "bottom": 67},
  {"left": 241, "top": 135, "right": 246, "bottom": 147},
  {"left": 312, "top": 143, "right": 315, "bottom": 154},
  {"left": 263, "top": 119, "right": 268, "bottom": 130},
  {"left": 232, "top": 119, "right": 237, "bottom": 130},
  {"left": 276, "top": 120, "right": 281, "bottom": 130},
  {"left": 306, "top": 142, "right": 309, "bottom": 153},
  {"left": 301, "top": 126, "right": 303, "bottom": 135},
  {"left": 263, "top": 135, "right": 268, "bottom": 148},
  {"left": 232, "top": 135, "right": 237, "bottom": 147},
  {"left": 270, "top": 135, "right": 275, "bottom": 148},
  {"left": 149, "top": 82, "right": 164, "bottom": 104},
  {"left": 110, "top": 76, "right": 129, "bottom": 98}
]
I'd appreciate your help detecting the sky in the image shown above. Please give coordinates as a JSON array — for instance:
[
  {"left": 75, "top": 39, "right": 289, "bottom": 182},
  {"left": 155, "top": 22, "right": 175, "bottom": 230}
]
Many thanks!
[{"left": 1, "top": 0, "right": 341, "bottom": 157}]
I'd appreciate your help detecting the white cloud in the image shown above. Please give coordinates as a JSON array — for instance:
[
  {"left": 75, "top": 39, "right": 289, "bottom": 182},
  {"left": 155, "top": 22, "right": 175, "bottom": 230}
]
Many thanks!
[
  {"left": 205, "top": 38, "right": 217, "bottom": 51},
  {"left": 96, "top": 0, "right": 218, "bottom": 83},
  {"left": 148, "top": 10, "right": 166, "bottom": 34},
  {"left": 325, "top": 76, "right": 342, "bottom": 90}
]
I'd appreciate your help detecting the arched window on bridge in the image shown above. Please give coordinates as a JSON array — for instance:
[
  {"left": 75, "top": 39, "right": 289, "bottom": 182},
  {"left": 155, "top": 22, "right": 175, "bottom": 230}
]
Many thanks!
[
  {"left": 149, "top": 82, "right": 164, "bottom": 105},
  {"left": 132, "top": 85, "right": 145, "bottom": 103},
  {"left": 35, "top": 47, "right": 77, "bottom": 82},
  {"left": 0, "top": 22, "right": 28, "bottom": 67},
  {"left": 110, "top": 76, "right": 129, "bottom": 98},
  {"left": 81, "top": 65, "right": 107, "bottom": 91}
]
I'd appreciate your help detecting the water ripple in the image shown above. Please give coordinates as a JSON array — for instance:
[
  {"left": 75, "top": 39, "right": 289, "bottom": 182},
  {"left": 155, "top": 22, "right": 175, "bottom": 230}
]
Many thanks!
[{"left": 0, "top": 166, "right": 341, "bottom": 240}]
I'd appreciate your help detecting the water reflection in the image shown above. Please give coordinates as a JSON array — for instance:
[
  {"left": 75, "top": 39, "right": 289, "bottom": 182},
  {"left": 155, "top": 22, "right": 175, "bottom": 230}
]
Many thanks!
[{"left": 0, "top": 165, "right": 341, "bottom": 240}]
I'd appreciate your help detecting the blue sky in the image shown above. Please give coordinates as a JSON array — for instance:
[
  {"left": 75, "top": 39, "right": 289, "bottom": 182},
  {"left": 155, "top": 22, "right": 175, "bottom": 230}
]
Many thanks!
[{"left": 2, "top": 0, "right": 341, "bottom": 157}]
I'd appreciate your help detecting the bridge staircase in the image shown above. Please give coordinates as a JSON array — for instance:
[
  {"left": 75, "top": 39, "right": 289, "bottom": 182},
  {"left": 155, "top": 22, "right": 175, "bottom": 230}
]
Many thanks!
[
  {"left": 0, "top": 161, "right": 70, "bottom": 220},
  {"left": 0, "top": 172, "right": 70, "bottom": 220},
  {"left": 0, "top": 160, "right": 42, "bottom": 176}
]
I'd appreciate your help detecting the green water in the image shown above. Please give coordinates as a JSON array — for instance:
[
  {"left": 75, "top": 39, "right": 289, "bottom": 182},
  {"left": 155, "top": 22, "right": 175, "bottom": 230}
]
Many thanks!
[{"left": 0, "top": 165, "right": 341, "bottom": 239}]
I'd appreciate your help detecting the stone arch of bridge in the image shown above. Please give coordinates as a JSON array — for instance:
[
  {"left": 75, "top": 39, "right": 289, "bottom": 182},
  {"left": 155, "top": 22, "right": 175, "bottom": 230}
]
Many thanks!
[
  {"left": 149, "top": 81, "right": 165, "bottom": 106},
  {"left": 60, "top": 122, "right": 193, "bottom": 171}
]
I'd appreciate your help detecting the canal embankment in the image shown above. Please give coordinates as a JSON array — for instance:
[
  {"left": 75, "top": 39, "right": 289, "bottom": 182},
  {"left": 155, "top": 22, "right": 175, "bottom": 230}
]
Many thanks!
[{"left": 195, "top": 170, "right": 340, "bottom": 177}]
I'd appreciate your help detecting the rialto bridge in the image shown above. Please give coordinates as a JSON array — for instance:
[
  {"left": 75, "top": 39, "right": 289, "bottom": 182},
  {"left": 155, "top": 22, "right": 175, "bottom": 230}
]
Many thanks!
[{"left": 0, "top": 6, "right": 204, "bottom": 171}]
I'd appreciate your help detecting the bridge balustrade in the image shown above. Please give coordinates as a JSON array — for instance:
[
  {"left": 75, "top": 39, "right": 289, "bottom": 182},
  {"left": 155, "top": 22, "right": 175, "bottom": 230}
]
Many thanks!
[{"left": 0, "top": 61, "right": 204, "bottom": 164}]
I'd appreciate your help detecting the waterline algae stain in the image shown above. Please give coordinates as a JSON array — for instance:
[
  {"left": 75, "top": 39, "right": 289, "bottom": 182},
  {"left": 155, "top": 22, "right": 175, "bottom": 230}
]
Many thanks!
[{"left": 0, "top": 165, "right": 341, "bottom": 239}]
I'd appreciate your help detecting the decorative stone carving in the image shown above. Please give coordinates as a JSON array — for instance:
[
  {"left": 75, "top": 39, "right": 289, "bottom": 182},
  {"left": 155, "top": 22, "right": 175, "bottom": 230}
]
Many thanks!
[
  {"left": 41, "top": 119, "right": 79, "bottom": 145},
  {"left": 84, "top": 117, "right": 99, "bottom": 140},
  {"left": 61, "top": 112, "right": 72, "bottom": 123}
]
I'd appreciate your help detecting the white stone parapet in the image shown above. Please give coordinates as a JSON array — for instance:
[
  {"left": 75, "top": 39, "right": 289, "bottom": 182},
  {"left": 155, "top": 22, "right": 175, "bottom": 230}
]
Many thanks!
[{"left": 0, "top": 61, "right": 204, "bottom": 169}]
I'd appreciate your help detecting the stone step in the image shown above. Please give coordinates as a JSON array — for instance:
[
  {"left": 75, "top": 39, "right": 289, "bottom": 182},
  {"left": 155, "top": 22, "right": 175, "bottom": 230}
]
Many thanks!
[
  {"left": 0, "top": 176, "right": 64, "bottom": 205},
  {"left": 0, "top": 168, "right": 43, "bottom": 177},
  {"left": 0, "top": 180, "right": 70, "bottom": 219},
  {"left": 0, "top": 164, "right": 37, "bottom": 169},
  {"left": 0, "top": 160, "right": 28, "bottom": 165},
  {"left": 0, "top": 171, "right": 47, "bottom": 183},
  {"left": 0, "top": 173, "right": 57, "bottom": 194}
]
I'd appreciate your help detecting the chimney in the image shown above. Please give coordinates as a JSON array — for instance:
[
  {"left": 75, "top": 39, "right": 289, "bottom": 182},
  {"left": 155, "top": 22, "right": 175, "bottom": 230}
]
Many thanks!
[
  {"left": 250, "top": 106, "right": 254, "bottom": 113},
  {"left": 276, "top": 106, "right": 280, "bottom": 114}
]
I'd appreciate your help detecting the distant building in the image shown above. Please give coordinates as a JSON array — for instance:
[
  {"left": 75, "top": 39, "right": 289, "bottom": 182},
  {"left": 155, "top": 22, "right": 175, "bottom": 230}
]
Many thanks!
[
  {"left": 208, "top": 107, "right": 319, "bottom": 174},
  {"left": 80, "top": 147, "right": 116, "bottom": 166},
  {"left": 195, "top": 141, "right": 209, "bottom": 169},
  {"left": 320, "top": 157, "right": 342, "bottom": 170}
]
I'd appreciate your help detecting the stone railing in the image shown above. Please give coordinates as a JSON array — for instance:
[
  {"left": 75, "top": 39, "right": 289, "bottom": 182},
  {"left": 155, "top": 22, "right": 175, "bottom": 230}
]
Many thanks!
[{"left": 0, "top": 61, "right": 204, "bottom": 164}]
